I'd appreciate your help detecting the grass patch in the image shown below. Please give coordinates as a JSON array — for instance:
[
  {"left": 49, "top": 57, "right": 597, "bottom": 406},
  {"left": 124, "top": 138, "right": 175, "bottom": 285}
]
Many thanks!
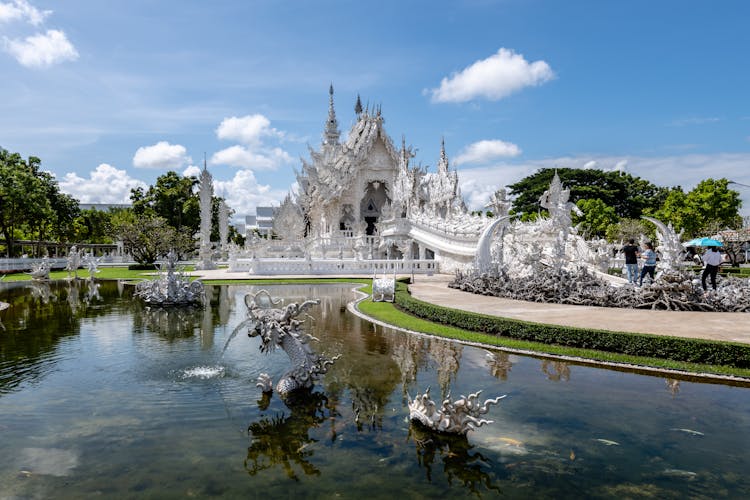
[
  {"left": 1, "top": 267, "right": 160, "bottom": 282},
  {"left": 358, "top": 295, "right": 750, "bottom": 378}
]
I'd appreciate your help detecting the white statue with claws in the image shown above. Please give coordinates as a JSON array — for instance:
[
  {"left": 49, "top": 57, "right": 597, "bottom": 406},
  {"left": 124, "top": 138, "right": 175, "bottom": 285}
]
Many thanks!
[
  {"left": 223, "top": 290, "right": 339, "bottom": 397},
  {"left": 408, "top": 387, "right": 505, "bottom": 434}
]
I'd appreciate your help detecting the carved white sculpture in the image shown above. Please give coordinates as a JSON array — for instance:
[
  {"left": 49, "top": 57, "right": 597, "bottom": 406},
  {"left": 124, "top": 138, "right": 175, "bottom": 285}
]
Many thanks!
[
  {"left": 408, "top": 387, "right": 505, "bottom": 435},
  {"left": 273, "top": 193, "right": 306, "bottom": 240},
  {"left": 195, "top": 164, "right": 216, "bottom": 270},
  {"left": 134, "top": 250, "right": 204, "bottom": 306},
  {"left": 66, "top": 246, "right": 82, "bottom": 279},
  {"left": 223, "top": 290, "right": 338, "bottom": 396},
  {"left": 372, "top": 276, "right": 395, "bottom": 302},
  {"left": 29, "top": 256, "right": 51, "bottom": 280},
  {"left": 641, "top": 216, "right": 684, "bottom": 272}
]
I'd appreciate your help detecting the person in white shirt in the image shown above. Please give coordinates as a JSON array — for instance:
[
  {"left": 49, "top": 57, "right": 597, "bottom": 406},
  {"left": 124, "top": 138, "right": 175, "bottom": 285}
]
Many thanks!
[{"left": 701, "top": 246, "right": 723, "bottom": 291}]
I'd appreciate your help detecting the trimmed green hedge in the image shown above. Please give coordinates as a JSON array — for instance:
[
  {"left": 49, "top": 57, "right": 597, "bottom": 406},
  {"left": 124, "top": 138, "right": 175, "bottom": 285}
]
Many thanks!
[{"left": 395, "top": 284, "right": 750, "bottom": 368}]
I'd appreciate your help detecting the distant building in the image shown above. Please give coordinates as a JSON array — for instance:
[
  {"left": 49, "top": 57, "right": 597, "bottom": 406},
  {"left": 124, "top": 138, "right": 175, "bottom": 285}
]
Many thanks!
[
  {"left": 78, "top": 203, "right": 132, "bottom": 211},
  {"left": 245, "top": 207, "right": 277, "bottom": 238}
]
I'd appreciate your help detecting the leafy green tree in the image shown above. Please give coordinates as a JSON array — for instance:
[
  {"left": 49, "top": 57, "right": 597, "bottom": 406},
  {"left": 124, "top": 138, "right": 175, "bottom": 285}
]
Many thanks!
[
  {"left": 0, "top": 148, "right": 79, "bottom": 256},
  {"left": 130, "top": 171, "right": 199, "bottom": 231},
  {"left": 112, "top": 213, "right": 178, "bottom": 265},
  {"left": 572, "top": 198, "right": 618, "bottom": 238},
  {"left": 605, "top": 218, "right": 651, "bottom": 243},
  {"left": 648, "top": 179, "right": 741, "bottom": 238},
  {"left": 508, "top": 168, "right": 669, "bottom": 220}
]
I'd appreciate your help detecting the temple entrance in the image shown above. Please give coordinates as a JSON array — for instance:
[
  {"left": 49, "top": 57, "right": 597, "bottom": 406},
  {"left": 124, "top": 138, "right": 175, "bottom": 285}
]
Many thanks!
[
  {"left": 364, "top": 216, "right": 377, "bottom": 236},
  {"left": 360, "top": 181, "right": 389, "bottom": 236}
]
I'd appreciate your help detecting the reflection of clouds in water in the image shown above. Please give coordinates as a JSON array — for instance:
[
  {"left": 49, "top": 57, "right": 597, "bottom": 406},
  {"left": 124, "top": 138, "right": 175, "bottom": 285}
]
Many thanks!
[
  {"left": 19, "top": 448, "right": 78, "bottom": 477},
  {"left": 82, "top": 316, "right": 134, "bottom": 355}
]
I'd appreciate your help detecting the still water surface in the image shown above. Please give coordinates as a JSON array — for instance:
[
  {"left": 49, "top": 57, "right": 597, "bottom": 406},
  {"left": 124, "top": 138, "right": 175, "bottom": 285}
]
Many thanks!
[{"left": 1, "top": 281, "right": 749, "bottom": 498}]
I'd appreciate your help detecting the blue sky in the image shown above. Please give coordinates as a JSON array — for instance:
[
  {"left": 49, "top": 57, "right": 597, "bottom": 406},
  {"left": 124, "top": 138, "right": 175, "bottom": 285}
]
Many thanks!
[{"left": 2, "top": 0, "right": 750, "bottom": 219}]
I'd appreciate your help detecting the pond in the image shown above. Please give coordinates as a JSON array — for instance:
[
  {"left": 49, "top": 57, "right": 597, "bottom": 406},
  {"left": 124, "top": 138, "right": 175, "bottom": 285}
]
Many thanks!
[{"left": 1, "top": 281, "right": 749, "bottom": 498}]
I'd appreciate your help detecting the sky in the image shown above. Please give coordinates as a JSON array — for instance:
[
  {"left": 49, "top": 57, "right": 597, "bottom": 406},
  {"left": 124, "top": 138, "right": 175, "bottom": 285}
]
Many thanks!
[{"left": 2, "top": 0, "right": 750, "bottom": 221}]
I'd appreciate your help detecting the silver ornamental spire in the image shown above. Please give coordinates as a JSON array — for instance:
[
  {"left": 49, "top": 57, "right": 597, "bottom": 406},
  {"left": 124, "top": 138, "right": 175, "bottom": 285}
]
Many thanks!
[
  {"left": 438, "top": 137, "right": 449, "bottom": 174},
  {"left": 324, "top": 84, "right": 340, "bottom": 145}
]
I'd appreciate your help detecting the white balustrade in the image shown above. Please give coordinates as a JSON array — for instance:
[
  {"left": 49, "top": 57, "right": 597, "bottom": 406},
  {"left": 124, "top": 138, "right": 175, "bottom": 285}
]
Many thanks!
[{"left": 228, "top": 257, "right": 436, "bottom": 275}]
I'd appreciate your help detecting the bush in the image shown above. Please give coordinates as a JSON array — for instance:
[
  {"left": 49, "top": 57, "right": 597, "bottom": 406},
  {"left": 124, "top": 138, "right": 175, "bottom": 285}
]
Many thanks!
[
  {"left": 394, "top": 287, "right": 750, "bottom": 368},
  {"left": 128, "top": 263, "right": 157, "bottom": 271}
]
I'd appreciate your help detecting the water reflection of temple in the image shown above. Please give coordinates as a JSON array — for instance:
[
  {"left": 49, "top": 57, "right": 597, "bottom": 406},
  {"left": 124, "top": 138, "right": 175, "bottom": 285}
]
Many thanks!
[{"left": 542, "top": 360, "right": 571, "bottom": 382}]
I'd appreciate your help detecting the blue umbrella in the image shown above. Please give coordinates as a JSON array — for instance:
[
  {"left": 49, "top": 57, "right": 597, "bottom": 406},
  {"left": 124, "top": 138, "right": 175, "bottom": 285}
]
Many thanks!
[{"left": 683, "top": 237, "right": 723, "bottom": 247}]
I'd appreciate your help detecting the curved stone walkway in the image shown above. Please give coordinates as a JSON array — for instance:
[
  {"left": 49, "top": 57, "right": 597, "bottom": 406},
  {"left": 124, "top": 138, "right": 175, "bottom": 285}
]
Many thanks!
[
  {"left": 189, "top": 269, "right": 750, "bottom": 345},
  {"left": 408, "top": 274, "right": 750, "bottom": 345}
]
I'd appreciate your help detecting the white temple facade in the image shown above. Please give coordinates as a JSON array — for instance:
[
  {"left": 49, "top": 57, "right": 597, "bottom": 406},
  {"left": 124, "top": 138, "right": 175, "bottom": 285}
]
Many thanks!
[
  {"left": 231, "top": 85, "right": 484, "bottom": 274},
  {"left": 232, "top": 86, "right": 617, "bottom": 276}
]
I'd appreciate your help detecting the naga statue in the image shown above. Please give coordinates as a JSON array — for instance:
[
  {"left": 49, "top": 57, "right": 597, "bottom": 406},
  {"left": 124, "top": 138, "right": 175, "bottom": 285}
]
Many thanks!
[
  {"left": 408, "top": 387, "right": 505, "bottom": 435},
  {"left": 224, "top": 290, "right": 339, "bottom": 397}
]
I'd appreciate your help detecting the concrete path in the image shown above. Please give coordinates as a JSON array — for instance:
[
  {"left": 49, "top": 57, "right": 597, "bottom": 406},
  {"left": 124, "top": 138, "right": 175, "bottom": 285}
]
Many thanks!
[
  {"left": 408, "top": 274, "right": 750, "bottom": 345},
  {"left": 188, "top": 269, "right": 750, "bottom": 345}
]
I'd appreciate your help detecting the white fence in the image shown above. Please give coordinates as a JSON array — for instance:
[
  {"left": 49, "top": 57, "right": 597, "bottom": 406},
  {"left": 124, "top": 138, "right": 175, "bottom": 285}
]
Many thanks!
[
  {"left": 229, "top": 258, "right": 437, "bottom": 275},
  {"left": 0, "top": 257, "right": 68, "bottom": 273}
]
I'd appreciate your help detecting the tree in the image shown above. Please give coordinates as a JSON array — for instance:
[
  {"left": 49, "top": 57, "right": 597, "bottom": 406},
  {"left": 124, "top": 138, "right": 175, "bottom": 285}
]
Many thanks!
[
  {"left": 0, "top": 148, "right": 79, "bottom": 256},
  {"left": 572, "top": 198, "right": 618, "bottom": 238},
  {"left": 508, "top": 168, "right": 669, "bottom": 220},
  {"left": 112, "top": 213, "right": 178, "bottom": 265},
  {"left": 130, "top": 171, "right": 200, "bottom": 231},
  {"left": 648, "top": 179, "right": 742, "bottom": 238},
  {"left": 605, "top": 218, "right": 651, "bottom": 243}
]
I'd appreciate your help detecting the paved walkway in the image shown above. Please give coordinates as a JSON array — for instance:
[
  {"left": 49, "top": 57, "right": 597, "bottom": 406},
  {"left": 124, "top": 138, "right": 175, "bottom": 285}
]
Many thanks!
[
  {"left": 409, "top": 274, "right": 750, "bottom": 345},
  {"left": 188, "top": 269, "right": 750, "bottom": 345}
]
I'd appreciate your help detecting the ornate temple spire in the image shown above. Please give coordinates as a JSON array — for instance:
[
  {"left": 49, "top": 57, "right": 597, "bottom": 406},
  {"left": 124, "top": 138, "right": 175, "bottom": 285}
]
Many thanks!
[
  {"left": 438, "top": 137, "right": 449, "bottom": 174},
  {"left": 354, "top": 94, "right": 363, "bottom": 117},
  {"left": 324, "top": 83, "right": 340, "bottom": 146}
]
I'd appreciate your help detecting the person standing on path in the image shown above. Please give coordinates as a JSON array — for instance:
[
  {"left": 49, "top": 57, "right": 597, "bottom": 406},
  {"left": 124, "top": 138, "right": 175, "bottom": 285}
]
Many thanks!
[
  {"left": 701, "top": 246, "right": 722, "bottom": 291},
  {"left": 620, "top": 239, "right": 640, "bottom": 285},
  {"left": 638, "top": 242, "right": 657, "bottom": 286}
]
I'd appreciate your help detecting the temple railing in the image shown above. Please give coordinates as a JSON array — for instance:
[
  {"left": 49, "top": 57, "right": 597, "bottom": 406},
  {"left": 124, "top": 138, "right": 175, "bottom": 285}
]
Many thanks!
[
  {"left": 228, "top": 258, "right": 437, "bottom": 275},
  {"left": 0, "top": 257, "right": 69, "bottom": 273}
]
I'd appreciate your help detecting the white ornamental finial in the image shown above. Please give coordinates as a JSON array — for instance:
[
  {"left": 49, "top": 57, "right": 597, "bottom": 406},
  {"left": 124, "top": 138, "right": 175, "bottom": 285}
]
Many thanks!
[{"left": 324, "top": 83, "right": 340, "bottom": 145}]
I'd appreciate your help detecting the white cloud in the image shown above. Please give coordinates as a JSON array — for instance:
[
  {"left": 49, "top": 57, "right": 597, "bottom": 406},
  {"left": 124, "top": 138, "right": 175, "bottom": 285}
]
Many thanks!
[
  {"left": 133, "top": 141, "right": 192, "bottom": 169},
  {"left": 211, "top": 145, "right": 292, "bottom": 170},
  {"left": 0, "top": 0, "right": 51, "bottom": 26},
  {"left": 429, "top": 48, "right": 555, "bottom": 103},
  {"left": 59, "top": 164, "right": 147, "bottom": 203},
  {"left": 3, "top": 29, "right": 78, "bottom": 68},
  {"left": 669, "top": 116, "right": 721, "bottom": 127},
  {"left": 182, "top": 165, "right": 201, "bottom": 178},
  {"left": 212, "top": 169, "right": 288, "bottom": 217},
  {"left": 216, "top": 114, "right": 282, "bottom": 146},
  {"left": 457, "top": 153, "right": 750, "bottom": 216},
  {"left": 454, "top": 139, "right": 521, "bottom": 165},
  {"left": 582, "top": 160, "right": 597, "bottom": 169}
]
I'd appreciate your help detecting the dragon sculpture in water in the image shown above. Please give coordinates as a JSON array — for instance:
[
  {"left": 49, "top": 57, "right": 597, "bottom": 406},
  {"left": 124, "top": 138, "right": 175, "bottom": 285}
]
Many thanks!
[{"left": 223, "top": 290, "right": 339, "bottom": 397}]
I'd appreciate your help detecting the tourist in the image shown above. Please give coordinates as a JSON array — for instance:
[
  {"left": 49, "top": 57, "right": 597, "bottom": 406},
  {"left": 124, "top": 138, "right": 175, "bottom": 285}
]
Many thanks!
[
  {"left": 638, "top": 242, "right": 657, "bottom": 286},
  {"left": 620, "top": 239, "right": 640, "bottom": 284},
  {"left": 701, "top": 246, "right": 722, "bottom": 291}
]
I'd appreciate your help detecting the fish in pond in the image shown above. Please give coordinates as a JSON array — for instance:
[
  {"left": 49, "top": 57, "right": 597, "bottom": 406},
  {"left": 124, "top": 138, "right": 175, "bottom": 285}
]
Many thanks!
[
  {"left": 661, "top": 468, "right": 697, "bottom": 479},
  {"left": 670, "top": 428, "right": 704, "bottom": 436},
  {"left": 594, "top": 439, "right": 620, "bottom": 446}
]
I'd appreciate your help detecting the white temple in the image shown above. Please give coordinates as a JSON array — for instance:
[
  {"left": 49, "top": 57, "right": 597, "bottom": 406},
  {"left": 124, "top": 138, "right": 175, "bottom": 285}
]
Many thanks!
[
  {"left": 230, "top": 86, "right": 490, "bottom": 274},
  {"left": 230, "top": 86, "right": 620, "bottom": 277}
]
